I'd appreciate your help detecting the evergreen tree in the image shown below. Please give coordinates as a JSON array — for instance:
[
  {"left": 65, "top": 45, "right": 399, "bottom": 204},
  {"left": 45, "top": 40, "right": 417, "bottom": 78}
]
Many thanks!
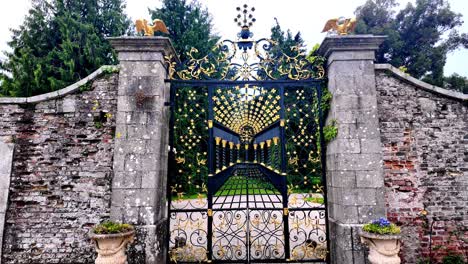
[
  {"left": 149, "top": 0, "right": 220, "bottom": 61},
  {"left": 355, "top": 0, "right": 467, "bottom": 87},
  {"left": 270, "top": 18, "right": 305, "bottom": 57},
  {"left": 0, "top": 0, "right": 130, "bottom": 97}
]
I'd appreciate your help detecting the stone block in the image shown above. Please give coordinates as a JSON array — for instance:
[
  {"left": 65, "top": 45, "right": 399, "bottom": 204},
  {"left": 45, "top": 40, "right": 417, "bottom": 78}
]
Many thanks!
[
  {"left": 0, "top": 190, "right": 8, "bottom": 213},
  {"left": 332, "top": 94, "right": 378, "bottom": 111},
  {"left": 118, "top": 51, "right": 165, "bottom": 62},
  {"left": 331, "top": 204, "right": 358, "bottom": 223},
  {"left": 327, "top": 138, "right": 361, "bottom": 154},
  {"left": 116, "top": 111, "right": 128, "bottom": 125},
  {"left": 329, "top": 222, "right": 369, "bottom": 263},
  {"left": 119, "top": 61, "right": 165, "bottom": 78},
  {"left": 141, "top": 172, "right": 158, "bottom": 189},
  {"left": 113, "top": 151, "right": 126, "bottom": 172},
  {"left": 327, "top": 170, "right": 356, "bottom": 188},
  {"left": 110, "top": 189, "right": 126, "bottom": 207},
  {"left": 354, "top": 75, "right": 377, "bottom": 95},
  {"left": 341, "top": 188, "right": 379, "bottom": 206},
  {"left": 118, "top": 76, "right": 164, "bottom": 96},
  {"left": 141, "top": 156, "right": 159, "bottom": 172},
  {"left": 127, "top": 124, "right": 162, "bottom": 140},
  {"left": 330, "top": 221, "right": 352, "bottom": 250},
  {"left": 60, "top": 98, "right": 76, "bottom": 113},
  {"left": 134, "top": 189, "right": 158, "bottom": 208},
  {"left": 359, "top": 138, "right": 382, "bottom": 154},
  {"left": 0, "top": 143, "right": 14, "bottom": 173},
  {"left": 112, "top": 170, "right": 143, "bottom": 189},
  {"left": 0, "top": 212, "right": 4, "bottom": 250},
  {"left": 138, "top": 206, "right": 156, "bottom": 225},
  {"left": 146, "top": 111, "right": 164, "bottom": 126},
  {"left": 327, "top": 153, "right": 382, "bottom": 171},
  {"left": 328, "top": 110, "right": 356, "bottom": 124},
  {"left": 110, "top": 205, "right": 140, "bottom": 224},
  {"left": 117, "top": 95, "right": 135, "bottom": 112},
  {"left": 327, "top": 50, "right": 376, "bottom": 65},
  {"left": 125, "top": 153, "right": 157, "bottom": 172},
  {"left": 358, "top": 205, "right": 386, "bottom": 223},
  {"left": 356, "top": 170, "right": 384, "bottom": 188},
  {"left": 0, "top": 173, "right": 10, "bottom": 190}
]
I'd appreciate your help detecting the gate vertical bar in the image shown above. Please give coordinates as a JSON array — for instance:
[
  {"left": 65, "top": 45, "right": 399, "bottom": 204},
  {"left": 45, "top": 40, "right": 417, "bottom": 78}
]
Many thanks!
[
  {"left": 317, "top": 83, "right": 331, "bottom": 263},
  {"left": 166, "top": 84, "right": 176, "bottom": 264},
  {"left": 279, "top": 85, "right": 290, "bottom": 260},
  {"left": 207, "top": 85, "right": 214, "bottom": 261}
]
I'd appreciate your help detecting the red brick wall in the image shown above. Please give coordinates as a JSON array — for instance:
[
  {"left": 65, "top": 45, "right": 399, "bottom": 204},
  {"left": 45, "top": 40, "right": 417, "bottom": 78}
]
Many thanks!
[{"left": 376, "top": 71, "right": 467, "bottom": 263}]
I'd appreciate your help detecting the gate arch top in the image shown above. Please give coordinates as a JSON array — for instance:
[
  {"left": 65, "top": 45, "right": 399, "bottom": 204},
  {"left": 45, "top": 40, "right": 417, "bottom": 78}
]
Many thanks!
[{"left": 164, "top": 6, "right": 325, "bottom": 82}]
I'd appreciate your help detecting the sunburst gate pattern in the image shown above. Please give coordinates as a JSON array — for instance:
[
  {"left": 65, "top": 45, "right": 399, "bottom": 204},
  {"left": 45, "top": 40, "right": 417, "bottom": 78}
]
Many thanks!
[
  {"left": 213, "top": 85, "right": 280, "bottom": 142},
  {"left": 167, "top": 4, "right": 329, "bottom": 263}
]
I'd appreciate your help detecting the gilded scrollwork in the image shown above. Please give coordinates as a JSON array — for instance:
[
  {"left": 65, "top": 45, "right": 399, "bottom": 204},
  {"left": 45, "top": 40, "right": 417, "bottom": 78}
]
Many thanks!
[{"left": 164, "top": 38, "right": 325, "bottom": 81}]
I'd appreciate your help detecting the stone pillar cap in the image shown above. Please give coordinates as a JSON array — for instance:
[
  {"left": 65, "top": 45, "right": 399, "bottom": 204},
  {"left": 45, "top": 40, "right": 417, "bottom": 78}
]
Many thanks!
[
  {"left": 107, "top": 36, "right": 179, "bottom": 62},
  {"left": 317, "top": 35, "right": 386, "bottom": 59}
]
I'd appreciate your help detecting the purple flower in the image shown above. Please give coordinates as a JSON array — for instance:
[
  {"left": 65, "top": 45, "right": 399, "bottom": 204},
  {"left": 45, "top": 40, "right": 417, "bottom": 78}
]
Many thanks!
[{"left": 372, "top": 217, "right": 391, "bottom": 227}]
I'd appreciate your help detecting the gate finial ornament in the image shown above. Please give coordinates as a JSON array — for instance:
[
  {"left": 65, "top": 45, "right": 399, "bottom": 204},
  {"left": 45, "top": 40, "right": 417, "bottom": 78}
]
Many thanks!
[
  {"left": 321, "top": 17, "right": 357, "bottom": 35},
  {"left": 135, "top": 19, "right": 169, "bottom": 36}
]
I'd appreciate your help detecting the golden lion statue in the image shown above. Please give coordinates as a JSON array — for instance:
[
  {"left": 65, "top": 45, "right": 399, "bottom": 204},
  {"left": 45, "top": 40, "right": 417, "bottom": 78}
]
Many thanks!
[
  {"left": 135, "top": 19, "right": 169, "bottom": 36},
  {"left": 322, "top": 17, "right": 357, "bottom": 35}
]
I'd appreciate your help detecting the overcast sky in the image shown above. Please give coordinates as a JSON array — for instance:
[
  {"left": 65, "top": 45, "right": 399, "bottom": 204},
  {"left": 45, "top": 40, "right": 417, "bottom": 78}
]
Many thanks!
[{"left": 0, "top": 0, "right": 467, "bottom": 77}]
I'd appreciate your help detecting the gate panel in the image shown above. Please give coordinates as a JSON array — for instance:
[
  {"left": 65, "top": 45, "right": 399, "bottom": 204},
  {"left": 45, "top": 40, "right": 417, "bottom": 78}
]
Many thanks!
[
  {"left": 284, "top": 85, "right": 328, "bottom": 262},
  {"left": 249, "top": 209, "right": 285, "bottom": 260},
  {"left": 168, "top": 85, "right": 209, "bottom": 262},
  {"left": 166, "top": 5, "right": 329, "bottom": 262},
  {"left": 212, "top": 210, "right": 248, "bottom": 261}
]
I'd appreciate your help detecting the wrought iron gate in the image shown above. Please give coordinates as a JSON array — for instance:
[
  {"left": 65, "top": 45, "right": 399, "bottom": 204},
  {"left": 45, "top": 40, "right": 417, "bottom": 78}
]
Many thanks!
[{"left": 166, "top": 5, "right": 329, "bottom": 263}]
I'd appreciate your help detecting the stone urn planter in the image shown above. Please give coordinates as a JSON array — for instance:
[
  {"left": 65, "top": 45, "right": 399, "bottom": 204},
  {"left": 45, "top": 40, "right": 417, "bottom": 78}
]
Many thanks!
[
  {"left": 359, "top": 218, "right": 402, "bottom": 264},
  {"left": 89, "top": 222, "right": 135, "bottom": 264},
  {"left": 360, "top": 231, "right": 401, "bottom": 264}
]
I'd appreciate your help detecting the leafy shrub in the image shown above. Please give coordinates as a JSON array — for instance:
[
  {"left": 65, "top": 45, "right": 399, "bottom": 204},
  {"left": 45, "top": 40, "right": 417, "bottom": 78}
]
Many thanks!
[
  {"left": 93, "top": 221, "right": 134, "bottom": 234},
  {"left": 323, "top": 119, "right": 338, "bottom": 143},
  {"left": 363, "top": 217, "right": 401, "bottom": 235},
  {"left": 442, "top": 254, "right": 465, "bottom": 264},
  {"left": 102, "top": 65, "right": 119, "bottom": 74}
]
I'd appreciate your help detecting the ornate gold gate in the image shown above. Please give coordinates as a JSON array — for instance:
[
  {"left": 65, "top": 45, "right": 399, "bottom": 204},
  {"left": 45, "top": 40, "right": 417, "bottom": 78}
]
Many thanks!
[{"left": 165, "top": 4, "right": 329, "bottom": 263}]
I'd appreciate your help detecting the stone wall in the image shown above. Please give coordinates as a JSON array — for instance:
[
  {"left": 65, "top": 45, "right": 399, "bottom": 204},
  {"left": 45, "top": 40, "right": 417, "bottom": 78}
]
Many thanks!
[
  {"left": 108, "top": 37, "right": 176, "bottom": 264},
  {"left": 0, "top": 35, "right": 466, "bottom": 264},
  {"left": 0, "top": 140, "right": 14, "bottom": 262},
  {"left": 0, "top": 71, "right": 118, "bottom": 263},
  {"left": 375, "top": 65, "right": 468, "bottom": 263},
  {"left": 318, "top": 35, "right": 387, "bottom": 264}
]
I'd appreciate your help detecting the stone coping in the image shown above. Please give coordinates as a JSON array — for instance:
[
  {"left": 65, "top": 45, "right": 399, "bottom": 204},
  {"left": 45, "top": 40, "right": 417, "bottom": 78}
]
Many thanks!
[
  {"left": 88, "top": 229, "right": 135, "bottom": 240},
  {"left": 359, "top": 230, "right": 401, "bottom": 240},
  {"left": 0, "top": 65, "right": 117, "bottom": 105},
  {"left": 107, "top": 36, "right": 179, "bottom": 63},
  {"left": 317, "top": 35, "right": 386, "bottom": 58},
  {"left": 375, "top": 64, "right": 468, "bottom": 101}
]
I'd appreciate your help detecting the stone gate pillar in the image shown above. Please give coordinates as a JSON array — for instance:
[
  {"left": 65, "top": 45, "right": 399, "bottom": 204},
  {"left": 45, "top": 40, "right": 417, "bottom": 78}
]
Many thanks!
[
  {"left": 108, "top": 37, "right": 177, "bottom": 264},
  {"left": 318, "top": 35, "right": 386, "bottom": 263}
]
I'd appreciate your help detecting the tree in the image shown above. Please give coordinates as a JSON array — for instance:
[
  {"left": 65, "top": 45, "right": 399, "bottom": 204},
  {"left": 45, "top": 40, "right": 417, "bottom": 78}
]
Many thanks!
[
  {"left": 444, "top": 73, "right": 468, "bottom": 94},
  {"left": 355, "top": 0, "right": 467, "bottom": 87},
  {"left": 0, "top": 0, "right": 130, "bottom": 97},
  {"left": 270, "top": 18, "right": 305, "bottom": 57},
  {"left": 149, "top": 0, "right": 220, "bottom": 61}
]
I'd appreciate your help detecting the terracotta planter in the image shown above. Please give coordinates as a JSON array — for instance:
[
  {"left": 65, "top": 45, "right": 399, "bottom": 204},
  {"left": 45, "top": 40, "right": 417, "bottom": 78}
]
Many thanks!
[
  {"left": 359, "top": 231, "right": 401, "bottom": 264},
  {"left": 89, "top": 230, "right": 135, "bottom": 264}
]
